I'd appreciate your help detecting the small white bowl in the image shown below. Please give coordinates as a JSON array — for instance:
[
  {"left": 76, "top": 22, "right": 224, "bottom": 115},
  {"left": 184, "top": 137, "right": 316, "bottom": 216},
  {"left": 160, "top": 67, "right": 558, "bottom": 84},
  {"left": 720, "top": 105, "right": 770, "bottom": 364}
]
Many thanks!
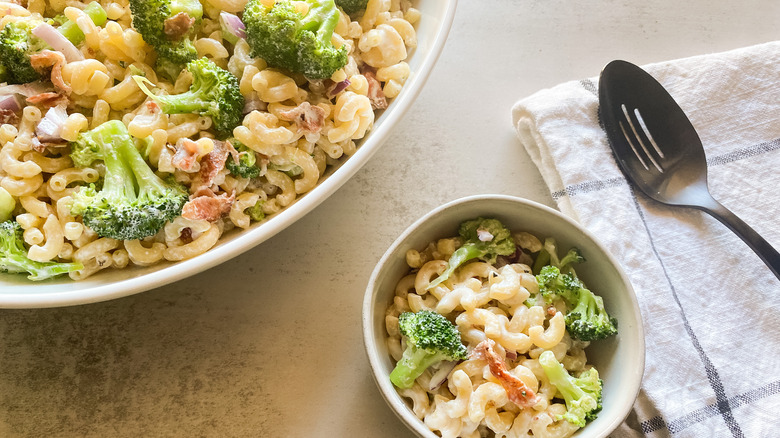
[
  {"left": 0, "top": 0, "right": 459, "bottom": 308},
  {"left": 363, "top": 194, "right": 645, "bottom": 437}
]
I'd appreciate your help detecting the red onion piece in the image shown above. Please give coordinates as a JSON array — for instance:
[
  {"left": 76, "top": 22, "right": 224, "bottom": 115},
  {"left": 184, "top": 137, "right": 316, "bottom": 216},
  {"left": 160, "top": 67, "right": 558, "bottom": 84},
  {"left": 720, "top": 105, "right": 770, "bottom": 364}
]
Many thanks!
[
  {"left": 35, "top": 104, "right": 68, "bottom": 142},
  {"left": 0, "top": 95, "right": 21, "bottom": 112},
  {"left": 219, "top": 12, "right": 246, "bottom": 44},
  {"left": 428, "top": 360, "right": 457, "bottom": 391},
  {"left": 32, "top": 23, "right": 83, "bottom": 63},
  {"left": 329, "top": 79, "right": 351, "bottom": 96}
]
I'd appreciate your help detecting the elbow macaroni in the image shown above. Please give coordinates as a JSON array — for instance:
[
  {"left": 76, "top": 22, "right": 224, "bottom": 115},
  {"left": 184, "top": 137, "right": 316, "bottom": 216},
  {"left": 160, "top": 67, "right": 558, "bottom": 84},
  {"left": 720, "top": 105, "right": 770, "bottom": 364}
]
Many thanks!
[
  {"left": 386, "top": 228, "right": 603, "bottom": 438},
  {"left": 0, "top": 0, "right": 418, "bottom": 281}
]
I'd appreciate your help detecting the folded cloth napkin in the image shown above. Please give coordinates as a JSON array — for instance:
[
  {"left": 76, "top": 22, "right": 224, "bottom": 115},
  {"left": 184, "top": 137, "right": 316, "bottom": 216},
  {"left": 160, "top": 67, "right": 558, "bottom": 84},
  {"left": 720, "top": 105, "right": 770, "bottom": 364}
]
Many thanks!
[{"left": 512, "top": 42, "right": 780, "bottom": 437}]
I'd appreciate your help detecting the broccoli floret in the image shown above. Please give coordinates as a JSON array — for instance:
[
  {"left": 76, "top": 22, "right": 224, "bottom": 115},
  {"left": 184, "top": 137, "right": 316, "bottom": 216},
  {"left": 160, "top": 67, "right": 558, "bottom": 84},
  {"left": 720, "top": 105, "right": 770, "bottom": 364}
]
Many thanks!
[
  {"left": 535, "top": 265, "right": 618, "bottom": 342},
  {"left": 0, "top": 221, "right": 82, "bottom": 281},
  {"left": 427, "top": 217, "right": 516, "bottom": 289},
  {"left": 69, "top": 120, "right": 187, "bottom": 240},
  {"left": 539, "top": 350, "right": 603, "bottom": 427},
  {"left": 243, "top": 0, "right": 348, "bottom": 79},
  {"left": 226, "top": 138, "right": 261, "bottom": 179},
  {"left": 128, "top": 0, "right": 203, "bottom": 80},
  {"left": 0, "top": 19, "right": 48, "bottom": 84},
  {"left": 335, "top": 0, "right": 368, "bottom": 15},
  {"left": 532, "top": 237, "right": 586, "bottom": 275},
  {"left": 245, "top": 199, "right": 265, "bottom": 222},
  {"left": 134, "top": 58, "right": 244, "bottom": 137},
  {"left": 0, "top": 5, "right": 107, "bottom": 84},
  {"left": 390, "top": 310, "right": 467, "bottom": 389},
  {"left": 57, "top": 2, "right": 107, "bottom": 45}
]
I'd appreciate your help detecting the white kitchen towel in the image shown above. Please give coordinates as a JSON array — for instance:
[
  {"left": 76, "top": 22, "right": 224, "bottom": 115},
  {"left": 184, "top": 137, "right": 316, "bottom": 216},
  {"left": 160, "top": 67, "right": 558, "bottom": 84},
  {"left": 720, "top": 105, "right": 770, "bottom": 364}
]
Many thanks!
[{"left": 512, "top": 42, "right": 780, "bottom": 437}]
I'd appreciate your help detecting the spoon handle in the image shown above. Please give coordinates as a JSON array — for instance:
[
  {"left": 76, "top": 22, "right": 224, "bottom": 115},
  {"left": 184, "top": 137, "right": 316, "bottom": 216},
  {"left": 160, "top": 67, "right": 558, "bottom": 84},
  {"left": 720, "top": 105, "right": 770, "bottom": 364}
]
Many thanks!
[{"left": 699, "top": 199, "right": 780, "bottom": 280}]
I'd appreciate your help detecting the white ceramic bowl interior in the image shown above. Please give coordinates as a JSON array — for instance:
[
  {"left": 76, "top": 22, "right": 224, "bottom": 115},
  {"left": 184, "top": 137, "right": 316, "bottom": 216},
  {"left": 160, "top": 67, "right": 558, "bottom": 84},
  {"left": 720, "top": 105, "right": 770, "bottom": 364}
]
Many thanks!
[
  {"left": 363, "top": 194, "right": 645, "bottom": 437},
  {"left": 0, "top": 0, "right": 459, "bottom": 308}
]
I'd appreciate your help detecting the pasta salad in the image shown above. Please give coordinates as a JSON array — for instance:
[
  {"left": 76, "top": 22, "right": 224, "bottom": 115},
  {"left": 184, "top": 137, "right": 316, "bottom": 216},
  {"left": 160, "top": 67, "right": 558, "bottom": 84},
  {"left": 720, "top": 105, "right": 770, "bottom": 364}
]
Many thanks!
[
  {"left": 0, "top": 0, "right": 419, "bottom": 281},
  {"left": 385, "top": 217, "right": 618, "bottom": 438}
]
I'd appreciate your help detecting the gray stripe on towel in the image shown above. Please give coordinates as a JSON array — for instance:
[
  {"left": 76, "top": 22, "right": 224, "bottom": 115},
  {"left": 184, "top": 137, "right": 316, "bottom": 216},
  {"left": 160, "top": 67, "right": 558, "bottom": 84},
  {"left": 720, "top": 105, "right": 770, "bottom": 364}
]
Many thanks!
[{"left": 625, "top": 185, "right": 744, "bottom": 437}]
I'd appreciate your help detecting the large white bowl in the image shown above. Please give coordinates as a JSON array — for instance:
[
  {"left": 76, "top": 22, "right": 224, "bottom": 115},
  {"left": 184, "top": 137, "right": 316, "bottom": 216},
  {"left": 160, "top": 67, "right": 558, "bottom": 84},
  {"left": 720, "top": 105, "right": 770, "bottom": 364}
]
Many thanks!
[
  {"left": 0, "top": 1, "right": 458, "bottom": 308},
  {"left": 363, "top": 194, "right": 645, "bottom": 437}
]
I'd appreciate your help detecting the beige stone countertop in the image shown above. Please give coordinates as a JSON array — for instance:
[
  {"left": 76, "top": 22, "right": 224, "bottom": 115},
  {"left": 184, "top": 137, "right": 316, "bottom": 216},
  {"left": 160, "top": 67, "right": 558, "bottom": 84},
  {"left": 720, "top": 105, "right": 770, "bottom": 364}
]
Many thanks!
[{"left": 2, "top": 1, "right": 780, "bottom": 436}]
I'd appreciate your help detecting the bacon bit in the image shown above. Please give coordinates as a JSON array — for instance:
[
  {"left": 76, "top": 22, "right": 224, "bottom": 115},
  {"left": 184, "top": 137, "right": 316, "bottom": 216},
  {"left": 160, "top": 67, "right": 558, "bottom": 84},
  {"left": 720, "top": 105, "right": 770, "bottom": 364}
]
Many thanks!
[
  {"left": 172, "top": 138, "right": 201, "bottom": 172},
  {"left": 471, "top": 339, "right": 541, "bottom": 408},
  {"left": 191, "top": 139, "right": 230, "bottom": 195},
  {"left": 31, "top": 137, "right": 68, "bottom": 153},
  {"left": 546, "top": 305, "right": 558, "bottom": 317},
  {"left": 181, "top": 192, "right": 235, "bottom": 222},
  {"left": 164, "top": 12, "right": 195, "bottom": 41},
  {"left": 0, "top": 109, "right": 18, "bottom": 125},
  {"left": 363, "top": 70, "right": 388, "bottom": 110},
  {"left": 25, "top": 92, "right": 65, "bottom": 107},
  {"left": 29, "top": 50, "right": 70, "bottom": 94},
  {"left": 278, "top": 101, "right": 326, "bottom": 133}
]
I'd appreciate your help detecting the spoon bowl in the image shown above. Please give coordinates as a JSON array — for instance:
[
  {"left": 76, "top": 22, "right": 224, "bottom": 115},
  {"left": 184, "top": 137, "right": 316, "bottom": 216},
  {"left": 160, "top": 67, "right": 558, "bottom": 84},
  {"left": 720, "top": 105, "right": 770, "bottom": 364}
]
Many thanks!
[{"left": 599, "top": 60, "right": 780, "bottom": 279}]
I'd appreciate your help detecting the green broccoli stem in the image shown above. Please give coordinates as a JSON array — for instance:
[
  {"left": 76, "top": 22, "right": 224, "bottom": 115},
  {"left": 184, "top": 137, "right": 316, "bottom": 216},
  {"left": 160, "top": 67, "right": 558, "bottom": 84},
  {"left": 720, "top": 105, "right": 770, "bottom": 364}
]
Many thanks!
[
  {"left": 2, "top": 252, "right": 82, "bottom": 280},
  {"left": 116, "top": 135, "right": 172, "bottom": 198},
  {"left": 301, "top": 0, "right": 340, "bottom": 45},
  {"left": 571, "top": 290, "right": 598, "bottom": 321},
  {"left": 170, "top": 0, "right": 204, "bottom": 20},
  {"left": 57, "top": 2, "right": 107, "bottom": 45},
  {"left": 427, "top": 244, "right": 485, "bottom": 289},
  {"left": 101, "top": 138, "right": 139, "bottom": 203},
  {"left": 153, "top": 92, "right": 210, "bottom": 114},
  {"left": 389, "top": 346, "right": 443, "bottom": 389},
  {"left": 1, "top": 222, "right": 82, "bottom": 280}
]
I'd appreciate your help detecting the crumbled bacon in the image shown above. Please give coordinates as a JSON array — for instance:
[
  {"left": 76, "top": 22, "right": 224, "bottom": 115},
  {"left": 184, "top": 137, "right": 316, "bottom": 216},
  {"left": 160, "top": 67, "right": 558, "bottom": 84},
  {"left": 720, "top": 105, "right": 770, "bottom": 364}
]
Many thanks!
[
  {"left": 471, "top": 339, "right": 541, "bottom": 408},
  {"left": 363, "top": 69, "right": 388, "bottom": 110},
  {"left": 181, "top": 192, "right": 235, "bottom": 222},
  {"left": 191, "top": 139, "right": 230, "bottom": 195},
  {"left": 31, "top": 137, "right": 68, "bottom": 153},
  {"left": 164, "top": 12, "right": 195, "bottom": 41},
  {"left": 25, "top": 92, "right": 66, "bottom": 107},
  {"left": 278, "top": 101, "right": 326, "bottom": 133},
  {"left": 0, "top": 109, "right": 18, "bottom": 125},
  {"left": 30, "top": 50, "right": 70, "bottom": 94},
  {"left": 172, "top": 138, "right": 200, "bottom": 172}
]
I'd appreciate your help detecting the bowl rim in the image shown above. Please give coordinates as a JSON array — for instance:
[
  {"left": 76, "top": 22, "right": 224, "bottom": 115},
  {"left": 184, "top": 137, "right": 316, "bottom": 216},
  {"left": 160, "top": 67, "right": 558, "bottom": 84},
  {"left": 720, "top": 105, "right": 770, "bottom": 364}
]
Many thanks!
[
  {"left": 0, "top": 0, "right": 460, "bottom": 309},
  {"left": 362, "top": 194, "right": 646, "bottom": 437}
]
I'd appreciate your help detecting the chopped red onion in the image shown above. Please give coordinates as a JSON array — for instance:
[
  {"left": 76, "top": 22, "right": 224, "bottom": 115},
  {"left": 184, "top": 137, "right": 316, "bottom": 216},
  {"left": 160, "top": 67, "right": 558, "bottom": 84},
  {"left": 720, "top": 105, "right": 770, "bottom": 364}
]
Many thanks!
[
  {"left": 0, "top": 95, "right": 21, "bottom": 112},
  {"left": 32, "top": 23, "right": 83, "bottom": 63},
  {"left": 476, "top": 228, "right": 494, "bottom": 242},
  {"left": 329, "top": 79, "right": 350, "bottom": 96},
  {"left": 219, "top": 12, "right": 246, "bottom": 44},
  {"left": 428, "top": 361, "right": 457, "bottom": 391},
  {"left": 242, "top": 94, "right": 267, "bottom": 114},
  {"left": 35, "top": 104, "right": 68, "bottom": 142}
]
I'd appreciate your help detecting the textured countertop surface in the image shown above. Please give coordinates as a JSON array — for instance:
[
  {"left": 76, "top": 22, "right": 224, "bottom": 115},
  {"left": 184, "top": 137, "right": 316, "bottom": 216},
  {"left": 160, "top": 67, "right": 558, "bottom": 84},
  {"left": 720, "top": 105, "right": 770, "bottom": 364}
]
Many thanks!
[{"left": 2, "top": 1, "right": 780, "bottom": 436}]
